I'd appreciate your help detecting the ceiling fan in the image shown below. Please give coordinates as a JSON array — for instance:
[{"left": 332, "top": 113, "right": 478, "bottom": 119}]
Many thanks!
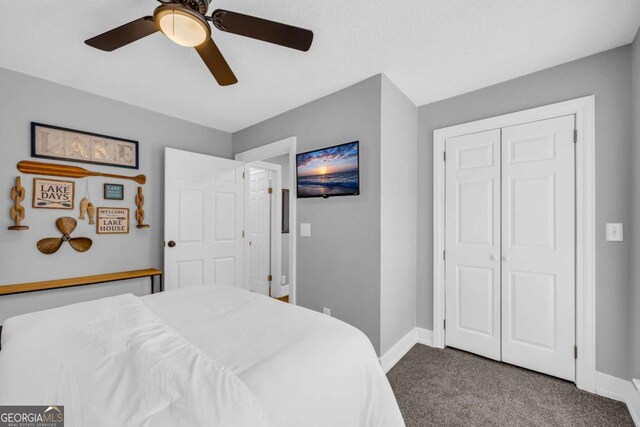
[{"left": 85, "top": 0, "right": 314, "bottom": 86}]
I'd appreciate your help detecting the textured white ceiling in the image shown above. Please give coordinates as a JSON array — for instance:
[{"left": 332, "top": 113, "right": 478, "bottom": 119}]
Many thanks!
[{"left": 1, "top": 1, "right": 639, "bottom": 132}]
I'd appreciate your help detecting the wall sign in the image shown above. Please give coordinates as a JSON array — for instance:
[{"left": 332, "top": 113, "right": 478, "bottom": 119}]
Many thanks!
[
  {"left": 32, "top": 178, "right": 75, "bottom": 209},
  {"left": 104, "top": 183, "right": 124, "bottom": 200},
  {"left": 31, "top": 122, "right": 139, "bottom": 169},
  {"left": 96, "top": 207, "right": 129, "bottom": 234}
]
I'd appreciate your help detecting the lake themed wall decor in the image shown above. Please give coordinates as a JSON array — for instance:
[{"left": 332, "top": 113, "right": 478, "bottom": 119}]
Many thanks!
[
  {"left": 104, "top": 183, "right": 124, "bottom": 200},
  {"left": 8, "top": 176, "right": 29, "bottom": 231},
  {"left": 32, "top": 178, "right": 74, "bottom": 209},
  {"left": 96, "top": 207, "right": 129, "bottom": 234},
  {"left": 31, "top": 122, "right": 139, "bottom": 169}
]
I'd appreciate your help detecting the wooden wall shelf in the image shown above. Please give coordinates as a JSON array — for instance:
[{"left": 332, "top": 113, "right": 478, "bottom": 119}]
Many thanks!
[{"left": 0, "top": 268, "right": 162, "bottom": 296}]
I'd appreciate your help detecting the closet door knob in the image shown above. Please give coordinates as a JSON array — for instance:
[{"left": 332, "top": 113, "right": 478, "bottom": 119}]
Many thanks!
[
  {"left": 168, "top": 240, "right": 176, "bottom": 248},
  {"left": 490, "top": 255, "right": 498, "bottom": 260},
  {"left": 502, "top": 255, "right": 510, "bottom": 262}
]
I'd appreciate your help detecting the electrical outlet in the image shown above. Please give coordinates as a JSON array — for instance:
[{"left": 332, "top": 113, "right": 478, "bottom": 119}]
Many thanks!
[
  {"left": 323, "top": 307, "right": 331, "bottom": 316},
  {"left": 281, "top": 275, "right": 286, "bottom": 285}
]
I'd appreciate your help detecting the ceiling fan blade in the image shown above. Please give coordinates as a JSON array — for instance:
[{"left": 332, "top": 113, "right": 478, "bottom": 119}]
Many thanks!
[
  {"left": 211, "top": 10, "right": 313, "bottom": 52},
  {"left": 69, "top": 237, "right": 93, "bottom": 253},
  {"left": 195, "top": 38, "right": 238, "bottom": 86},
  {"left": 37, "top": 238, "right": 63, "bottom": 255},
  {"left": 85, "top": 17, "right": 159, "bottom": 52}
]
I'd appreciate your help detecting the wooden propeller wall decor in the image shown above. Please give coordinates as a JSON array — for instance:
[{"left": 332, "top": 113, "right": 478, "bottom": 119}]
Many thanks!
[
  {"left": 84, "top": 0, "right": 314, "bottom": 86},
  {"left": 37, "top": 217, "right": 93, "bottom": 255}
]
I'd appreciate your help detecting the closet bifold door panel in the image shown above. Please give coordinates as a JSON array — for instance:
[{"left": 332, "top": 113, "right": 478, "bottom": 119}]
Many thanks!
[
  {"left": 500, "top": 115, "right": 576, "bottom": 381},
  {"left": 445, "top": 129, "right": 502, "bottom": 361}
]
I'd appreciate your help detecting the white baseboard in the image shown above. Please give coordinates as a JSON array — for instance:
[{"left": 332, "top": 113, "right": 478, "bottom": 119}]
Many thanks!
[
  {"left": 280, "top": 285, "right": 289, "bottom": 298},
  {"left": 416, "top": 327, "right": 433, "bottom": 346},
  {"left": 595, "top": 372, "right": 640, "bottom": 425},
  {"left": 379, "top": 327, "right": 434, "bottom": 373}
]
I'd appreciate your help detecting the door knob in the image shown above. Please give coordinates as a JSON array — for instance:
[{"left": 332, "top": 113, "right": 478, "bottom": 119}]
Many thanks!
[
  {"left": 502, "top": 255, "right": 510, "bottom": 261},
  {"left": 168, "top": 240, "right": 176, "bottom": 248},
  {"left": 490, "top": 255, "right": 498, "bottom": 260}
]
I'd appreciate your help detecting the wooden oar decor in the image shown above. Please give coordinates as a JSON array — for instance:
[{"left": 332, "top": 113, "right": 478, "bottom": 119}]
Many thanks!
[
  {"left": 37, "top": 217, "right": 92, "bottom": 255},
  {"left": 8, "top": 176, "right": 29, "bottom": 231},
  {"left": 18, "top": 161, "right": 146, "bottom": 185}
]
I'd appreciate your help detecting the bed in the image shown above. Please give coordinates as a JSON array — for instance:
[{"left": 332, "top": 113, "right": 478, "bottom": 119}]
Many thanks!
[{"left": 0, "top": 285, "right": 404, "bottom": 426}]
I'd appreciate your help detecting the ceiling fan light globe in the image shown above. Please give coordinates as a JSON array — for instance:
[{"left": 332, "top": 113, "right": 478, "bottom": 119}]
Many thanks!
[{"left": 154, "top": 5, "right": 210, "bottom": 47}]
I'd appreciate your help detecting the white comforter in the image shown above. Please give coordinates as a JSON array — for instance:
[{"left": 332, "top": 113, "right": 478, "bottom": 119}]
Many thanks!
[{"left": 0, "top": 286, "right": 404, "bottom": 427}]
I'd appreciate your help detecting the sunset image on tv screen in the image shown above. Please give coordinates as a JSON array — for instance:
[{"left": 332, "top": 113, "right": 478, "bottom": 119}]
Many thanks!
[{"left": 296, "top": 142, "right": 359, "bottom": 198}]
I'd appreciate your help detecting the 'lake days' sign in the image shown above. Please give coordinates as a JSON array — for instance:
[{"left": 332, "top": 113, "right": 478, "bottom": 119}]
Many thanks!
[
  {"left": 33, "top": 178, "right": 74, "bottom": 209},
  {"left": 97, "top": 207, "right": 129, "bottom": 234}
]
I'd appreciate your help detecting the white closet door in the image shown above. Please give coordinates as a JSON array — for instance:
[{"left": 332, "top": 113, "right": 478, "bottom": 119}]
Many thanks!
[
  {"left": 501, "top": 115, "right": 575, "bottom": 381},
  {"left": 445, "top": 129, "right": 502, "bottom": 361}
]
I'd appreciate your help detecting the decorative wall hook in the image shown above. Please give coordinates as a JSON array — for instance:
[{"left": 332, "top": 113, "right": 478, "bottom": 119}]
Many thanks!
[
  {"left": 135, "top": 186, "right": 150, "bottom": 229},
  {"left": 8, "top": 176, "right": 29, "bottom": 231}
]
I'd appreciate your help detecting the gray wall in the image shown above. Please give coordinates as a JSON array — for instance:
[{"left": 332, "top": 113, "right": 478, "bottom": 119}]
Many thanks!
[
  {"left": 0, "top": 67, "right": 231, "bottom": 323},
  {"left": 380, "top": 75, "right": 418, "bottom": 354},
  {"left": 631, "top": 28, "right": 640, "bottom": 381},
  {"left": 233, "top": 76, "right": 383, "bottom": 353},
  {"left": 416, "top": 46, "right": 633, "bottom": 379}
]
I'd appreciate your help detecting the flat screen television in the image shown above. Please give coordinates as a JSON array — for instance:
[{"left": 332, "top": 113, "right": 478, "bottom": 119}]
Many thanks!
[{"left": 296, "top": 141, "right": 360, "bottom": 198}]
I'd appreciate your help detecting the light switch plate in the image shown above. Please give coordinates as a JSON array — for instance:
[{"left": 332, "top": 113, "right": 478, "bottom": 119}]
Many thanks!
[
  {"left": 281, "top": 275, "right": 286, "bottom": 285},
  {"left": 606, "top": 223, "right": 623, "bottom": 241},
  {"left": 300, "top": 223, "right": 311, "bottom": 237}
]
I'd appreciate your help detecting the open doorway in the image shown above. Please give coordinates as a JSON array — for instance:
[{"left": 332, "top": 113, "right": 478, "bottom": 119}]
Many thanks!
[
  {"left": 245, "top": 160, "right": 281, "bottom": 299},
  {"left": 262, "top": 154, "right": 291, "bottom": 301},
  {"left": 236, "top": 137, "right": 297, "bottom": 304}
]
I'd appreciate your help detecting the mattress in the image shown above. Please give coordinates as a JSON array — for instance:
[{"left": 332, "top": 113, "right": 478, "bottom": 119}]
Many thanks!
[{"left": 0, "top": 285, "right": 404, "bottom": 427}]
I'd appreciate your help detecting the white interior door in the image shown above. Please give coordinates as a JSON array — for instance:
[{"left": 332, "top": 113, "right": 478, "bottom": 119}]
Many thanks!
[
  {"left": 248, "top": 169, "right": 272, "bottom": 296},
  {"left": 501, "top": 115, "right": 575, "bottom": 381},
  {"left": 445, "top": 129, "right": 502, "bottom": 361},
  {"left": 164, "top": 148, "right": 244, "bottom": 290}
]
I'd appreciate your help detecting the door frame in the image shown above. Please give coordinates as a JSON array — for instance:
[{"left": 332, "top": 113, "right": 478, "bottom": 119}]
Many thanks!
[
  {"left": 245, "top": 161, "right": 282, "bottom": 297},
  {"left": 235, "top": 137, "right": 298, "bottom": 305},
  {"left": 432, "top": 96, "right": 596, "bottom": 392}
]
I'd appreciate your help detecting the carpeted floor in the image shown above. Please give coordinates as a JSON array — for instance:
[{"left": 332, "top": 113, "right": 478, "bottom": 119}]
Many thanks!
[{"left": 387, "top": 345, "right": 633, "bottom": 426}]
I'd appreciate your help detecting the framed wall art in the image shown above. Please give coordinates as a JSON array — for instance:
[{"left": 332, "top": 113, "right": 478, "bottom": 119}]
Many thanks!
[
  {"left": 96, "top": 207, "right": 129, "bottom": 234},
  {"left": 31, "top": 122, "right": 139, "bottom": 170},
  {"left": 104, "top": 183, "right": 124, "bottom": 200},
  {"left": 32, "top": 178, "right": 75, "bottom": 209}
]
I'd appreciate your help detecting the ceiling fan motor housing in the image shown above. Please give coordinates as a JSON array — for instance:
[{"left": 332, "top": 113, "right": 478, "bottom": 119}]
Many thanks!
[{"left": 176, "top": 0, "right": 210, "bottom": 15}]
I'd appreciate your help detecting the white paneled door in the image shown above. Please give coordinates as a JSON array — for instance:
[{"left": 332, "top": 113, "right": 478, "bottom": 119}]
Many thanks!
[
  {"left": 501, "top": 116, "right": 575, "bottom": 381},
  {"left": 445, "top": 129, "right": 502, "bottom": 361},
  {"left": 445, "top": 115, "right": 576, "bottom": 381},
  {"left": 165, "top": 148, "right": 245, "bottom": 290},
  {"left": 248, "top": 169, "right": 272, "bottom": 296}
]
